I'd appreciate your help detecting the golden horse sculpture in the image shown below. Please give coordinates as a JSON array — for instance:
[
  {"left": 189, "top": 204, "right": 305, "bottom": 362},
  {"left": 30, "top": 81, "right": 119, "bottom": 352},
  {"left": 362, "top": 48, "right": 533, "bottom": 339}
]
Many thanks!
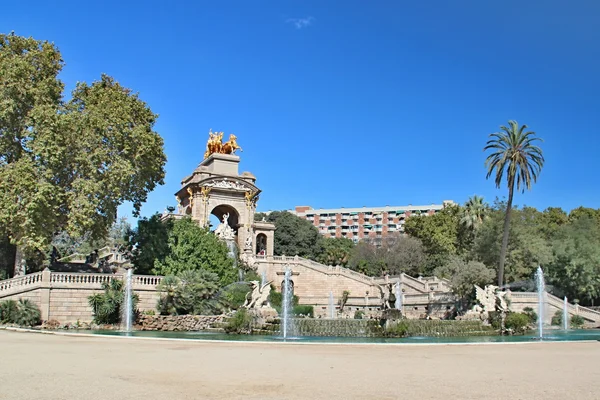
[{"left": 204, "top": 130, "right": 242, "bottom": 159}]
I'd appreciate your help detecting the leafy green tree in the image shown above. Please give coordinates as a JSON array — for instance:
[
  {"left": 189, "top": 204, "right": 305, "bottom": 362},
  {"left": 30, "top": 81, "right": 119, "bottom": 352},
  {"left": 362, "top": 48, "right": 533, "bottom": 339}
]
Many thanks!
[
  {"left": 568, "top": 207, "right": 600, "bottom": 224},
  {"left": 434, "top": 256, "right": 495, "bottom": 309},
  {"left": 50, "top": 217, "right": 132, "bottom": 260},
  {"left": 546, "top": 217, "right": 600, "bottom": 304},
  {"left": 254, "top": 212, "right": 268, "bottom": 222},
  {"left": 347, "top": 241, "right": 382, "bottom": 276},
  {"left": 153, "top": 217, "right": 235, "bottom": 285},
  {"left": 404, "top": 205, "right": 463, "bottom": 271},
  {"left": 127, "top": 213, "right": 172, "bottom": 275},
  {"left": 316, "top": 237, "right": 354, "bottom": 266},
  {"left": 0, "top": 234, "right": 15, "bottom": 279},
  {"left": 484, "top": 120, "right": 544, "bottom": 286},
  {"left": 538, "top": 207, "right": 568, "bottom": 240},
  {"left": 0, "top": 33, "right": 166, "bottom": 274},
  {"left": 347, "top": 234, "right": 426, "bottom": 277},
  {"left": 472, "top": 202, "right": 552, "bottom": 285},
  {"left": 265, "top": 211, "right": 321, "bottom": 258}
]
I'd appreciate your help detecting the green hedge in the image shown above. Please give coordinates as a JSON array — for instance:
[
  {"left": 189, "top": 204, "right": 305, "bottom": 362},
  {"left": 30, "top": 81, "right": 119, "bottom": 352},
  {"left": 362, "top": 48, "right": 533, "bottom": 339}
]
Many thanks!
[{"left": 384, "top": 320, "right": 495, "bottom": 338}]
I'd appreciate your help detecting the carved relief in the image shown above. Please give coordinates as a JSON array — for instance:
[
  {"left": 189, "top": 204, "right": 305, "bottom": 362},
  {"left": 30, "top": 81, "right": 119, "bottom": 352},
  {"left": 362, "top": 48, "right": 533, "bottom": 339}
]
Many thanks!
[
  {"left": 186, "top": 187, "right": 194, "bottom": 209},
  {"left": 204, "top": 179, "right": 247, "bottom": 191},
  {"left": 200, "top": 186, "right": 212, "bottom": 224}
]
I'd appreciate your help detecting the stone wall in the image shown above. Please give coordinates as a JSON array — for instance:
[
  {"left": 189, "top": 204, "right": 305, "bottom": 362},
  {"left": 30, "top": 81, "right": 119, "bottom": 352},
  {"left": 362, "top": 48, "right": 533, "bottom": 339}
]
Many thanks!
[
  {"left": 137, "top": 314, "right": 225, "bottom": 331},
  {"left": 0, "top": 269, "right": 161, "bottom": 323}
]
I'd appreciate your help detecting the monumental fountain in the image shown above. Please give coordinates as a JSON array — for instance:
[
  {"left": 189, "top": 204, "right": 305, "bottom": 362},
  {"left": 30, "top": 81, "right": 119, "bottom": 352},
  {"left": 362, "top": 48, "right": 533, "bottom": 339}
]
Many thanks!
[
  {"left": 563, "top": 296, "right": 569, "bottom": 331},
  {"left": 121, "top": 267, "right": 133, "bottom": 333},
  {"left": 281, "top": 267, "right": 294, "bottom": 339},
  {"left": 4, "top": 130, "right": 600, "bottom": 343},
  {"left": 536, "top": 266, "right": 545, "bottom": 339}
]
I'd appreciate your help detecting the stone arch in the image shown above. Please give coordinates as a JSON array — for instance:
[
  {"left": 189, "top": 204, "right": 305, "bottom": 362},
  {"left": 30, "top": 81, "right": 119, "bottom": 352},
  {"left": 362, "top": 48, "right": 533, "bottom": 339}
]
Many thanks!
[
  {"left": 255, "top": 233, "right": 267, "bottom": 255},
  {"left": 281, "top": 279, "right": 295, "bottom": 296},
  {"left": 210, "top": 204, "right": 241, "bottom": 233}
]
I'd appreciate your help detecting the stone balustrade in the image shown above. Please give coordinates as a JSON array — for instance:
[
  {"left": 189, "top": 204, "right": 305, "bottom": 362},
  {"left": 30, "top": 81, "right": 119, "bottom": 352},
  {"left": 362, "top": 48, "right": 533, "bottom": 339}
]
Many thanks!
[
  {"left": 0, "top": 269, "right": 162, "bottom": 323},
  {"left": 0, "top": 272, "right": 44, "bottom": 296}
]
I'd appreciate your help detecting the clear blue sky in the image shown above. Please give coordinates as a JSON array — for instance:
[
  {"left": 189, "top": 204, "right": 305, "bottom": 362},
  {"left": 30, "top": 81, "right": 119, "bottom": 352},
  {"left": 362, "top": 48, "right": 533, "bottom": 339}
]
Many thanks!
[{"left": 3, "top": 1, "right": 599, "bottom": 221}]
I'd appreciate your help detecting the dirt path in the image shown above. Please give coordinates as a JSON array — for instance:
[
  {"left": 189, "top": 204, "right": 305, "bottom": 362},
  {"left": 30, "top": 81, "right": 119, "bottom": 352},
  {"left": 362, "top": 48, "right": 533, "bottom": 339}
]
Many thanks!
[{"left": 0, "top": 330, "right": 599, "bottom": 400}]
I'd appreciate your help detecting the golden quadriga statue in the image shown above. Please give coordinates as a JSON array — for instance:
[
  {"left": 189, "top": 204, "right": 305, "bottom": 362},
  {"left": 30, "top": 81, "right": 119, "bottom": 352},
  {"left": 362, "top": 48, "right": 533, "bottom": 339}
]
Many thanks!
[{"left": 204, "top": 130, "right": 242, "bottom": 159}]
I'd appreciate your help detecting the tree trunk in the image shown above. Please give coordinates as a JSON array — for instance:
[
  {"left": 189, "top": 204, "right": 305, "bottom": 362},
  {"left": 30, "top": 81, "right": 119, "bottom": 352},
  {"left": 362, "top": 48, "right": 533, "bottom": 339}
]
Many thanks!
[
  {"left": 497, "top": 181, "right": 515, "bottom": 287},
  {"left": 13, "top": 245, "right": 24, "bottom": 277}
]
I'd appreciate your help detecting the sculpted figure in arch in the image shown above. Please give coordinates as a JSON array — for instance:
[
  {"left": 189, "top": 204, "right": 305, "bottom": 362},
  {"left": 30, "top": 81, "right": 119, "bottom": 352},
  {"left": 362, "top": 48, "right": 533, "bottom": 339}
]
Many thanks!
[
  {"left": 214, "top": 212, "right": 235, "bottom": 240},
  {"left": 244, "top": 234, "right": 252, "bottom": 251}
]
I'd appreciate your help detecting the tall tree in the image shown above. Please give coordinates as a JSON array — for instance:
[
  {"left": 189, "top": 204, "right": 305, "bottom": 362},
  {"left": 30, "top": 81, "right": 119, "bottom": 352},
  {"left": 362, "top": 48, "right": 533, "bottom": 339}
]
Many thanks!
[
  {"left": 265, "top": 211, "right": 321, "bottom": 258},
  {"left": 539, "top": 207, "right": 568, "bottom": 240},
  {"left": 546, "top": 216, "right": 600, "bottom": 305},
  {"left": 484, "top": 120, "right": 544, "bottom": 286},
  {"left": 568, "top": 207, "right": 600, "bottom": 223},
  {"left": 347, "top": 234, "right": 426, "bottom": 277},
  {"left": 0, "top": 33, "right": 166, "bottom": 274},
  {"left": 127, "top": 213, "right": 172, "bottom": 275},
  {"left": 316, "top": 237, "right": 354, "bottom": 266},
  {"left": 472, "top": 202, "right": 552, "bottom": 286},
  {"left": 434, "top": 256, "right": 495, "bottom": 309},
  {"left": 404, "top": 205, "right": 463, "bottom": 272},
  {"left": 153, "top": 218, "right": 235, "bottom": 286}
]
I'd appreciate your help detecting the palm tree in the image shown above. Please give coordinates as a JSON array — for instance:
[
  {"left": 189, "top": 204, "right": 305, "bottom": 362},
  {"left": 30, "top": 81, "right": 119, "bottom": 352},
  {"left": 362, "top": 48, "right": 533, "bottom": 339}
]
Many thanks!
[
  {"left": 484, "top": 120, "right": 544, "bottom": 286},
  {"left": 461, "top": 195, "right": 487, "bottom": 231}
]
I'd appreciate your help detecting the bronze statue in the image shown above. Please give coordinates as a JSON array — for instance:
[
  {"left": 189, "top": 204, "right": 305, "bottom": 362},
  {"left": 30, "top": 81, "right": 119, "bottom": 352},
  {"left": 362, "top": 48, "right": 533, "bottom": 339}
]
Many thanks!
[{"left": 204, "top": 130, "right": 242, "bottom": 159}]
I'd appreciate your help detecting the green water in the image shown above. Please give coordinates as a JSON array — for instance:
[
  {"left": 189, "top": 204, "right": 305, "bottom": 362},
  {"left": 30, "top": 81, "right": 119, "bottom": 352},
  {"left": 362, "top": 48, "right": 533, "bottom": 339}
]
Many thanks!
[{"left": 83, "top": 329, "right": 600, "bottom": 344}]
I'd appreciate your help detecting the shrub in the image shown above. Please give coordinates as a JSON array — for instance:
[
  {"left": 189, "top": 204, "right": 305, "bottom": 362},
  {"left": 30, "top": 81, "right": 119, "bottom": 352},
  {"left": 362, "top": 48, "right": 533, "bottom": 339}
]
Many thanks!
[
  {"left": 268, "top": 285, "right": 298, "bottom": 312},
  {"left": 551, "top": 310, "right": 562, "bottom": 326},
  {"left": 504, "top": 312, "right": 530, "bottom": 334},
  {"left": 0, "top": 300, "right": 18, "bottom": 323},
  {"left": 14, "top": 299, "right": 41, "bottom": 326},
  {"left": 571, "top": 315, "right": 585, "bottom": 328},
  {"left": 385, "top": 320, "right": 410, "bottom": 337},
  {"left": 339, "top": 290, "right": 350, "bottom": 311},
  {"left": 522, "top": 307, "right": 538, "bottom": 324},
  {"left": 354, "top": 310, "right": 365, "bottom": 320},
  {"left": 156, "top": 270, "right": 222, "bottom": 316},
  {"left": 0, "top": 299, "right": 41, "bottom": 326},
  {"left": 88, "top": 278, "right": 139, "bottom": 324},
  {"left": 224, "top": 308, "right": 254, "bottom": 334},
  {"left": 488, "top": 311, "right": 502, "bottom": 330},
  {"left": 293, "top": 305, "right": 314, "bottom": 317},
  {"left": 219, "top": 282, "right": 252, "bottom": 311}
]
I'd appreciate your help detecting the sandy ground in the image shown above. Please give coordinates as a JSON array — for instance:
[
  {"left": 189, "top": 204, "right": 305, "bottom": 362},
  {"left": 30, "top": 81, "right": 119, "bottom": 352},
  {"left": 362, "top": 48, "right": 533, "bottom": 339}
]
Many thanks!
[{"left": 0, "top": 330, "right": 599, "bottom": 400}]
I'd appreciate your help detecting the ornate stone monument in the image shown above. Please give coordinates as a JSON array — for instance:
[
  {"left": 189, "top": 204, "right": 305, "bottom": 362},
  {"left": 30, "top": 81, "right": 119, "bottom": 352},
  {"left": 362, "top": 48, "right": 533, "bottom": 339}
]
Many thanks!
[
  {"left": 461, "top": 284, "right": 512, "bottom": 322},
  {"left": 169, "top": 130, "right": 276, "bottom": 265}
]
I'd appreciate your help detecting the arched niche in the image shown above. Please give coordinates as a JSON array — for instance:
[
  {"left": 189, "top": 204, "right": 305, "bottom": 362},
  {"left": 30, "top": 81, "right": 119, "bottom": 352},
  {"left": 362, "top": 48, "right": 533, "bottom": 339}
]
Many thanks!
[
  {"left": 210, "top": 204, "right": 240, "bottom": 233},
  {"left": 256, "top": 233, "right": 267, "bottom": 255}
]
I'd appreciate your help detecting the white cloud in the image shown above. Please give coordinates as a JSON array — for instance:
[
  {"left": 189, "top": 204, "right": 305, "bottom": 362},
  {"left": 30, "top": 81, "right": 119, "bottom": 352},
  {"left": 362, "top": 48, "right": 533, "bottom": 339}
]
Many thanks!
[{"left": 286, "top": 16, "right": 315, "bottom": 29}]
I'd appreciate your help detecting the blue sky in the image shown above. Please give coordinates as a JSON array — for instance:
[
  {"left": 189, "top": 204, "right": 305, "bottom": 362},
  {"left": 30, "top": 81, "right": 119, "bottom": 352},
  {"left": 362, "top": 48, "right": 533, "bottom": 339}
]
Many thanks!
[{"left": 3, "top": 1, "right": 599, "bottom": 221}]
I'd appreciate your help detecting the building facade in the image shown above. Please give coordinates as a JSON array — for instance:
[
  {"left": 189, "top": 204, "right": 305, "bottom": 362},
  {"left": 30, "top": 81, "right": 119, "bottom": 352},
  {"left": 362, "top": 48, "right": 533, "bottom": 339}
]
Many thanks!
[{"left": 290, "top": 201, "right": 455, "bottom": 243}]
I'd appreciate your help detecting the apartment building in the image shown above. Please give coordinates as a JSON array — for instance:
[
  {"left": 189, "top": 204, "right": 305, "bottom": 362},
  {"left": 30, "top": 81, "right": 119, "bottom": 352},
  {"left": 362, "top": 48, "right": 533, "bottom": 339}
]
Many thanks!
[{"left": 290, "top": 201, "right": 455, "bottom": 243}]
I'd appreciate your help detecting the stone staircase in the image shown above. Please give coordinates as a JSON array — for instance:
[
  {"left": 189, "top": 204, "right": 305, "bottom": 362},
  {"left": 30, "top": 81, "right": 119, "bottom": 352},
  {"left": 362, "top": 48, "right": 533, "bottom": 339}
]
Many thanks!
[
  {"left": 509, "top": 292, "right": 600, "bottom": 326},
  {"left": 254, "top": 255, "right": 450, "bottom": 294}
]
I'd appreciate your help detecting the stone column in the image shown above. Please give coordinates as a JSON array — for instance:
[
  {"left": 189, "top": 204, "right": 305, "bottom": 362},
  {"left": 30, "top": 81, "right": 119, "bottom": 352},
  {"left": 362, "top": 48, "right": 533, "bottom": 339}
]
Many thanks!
[
  {"left": 266, "top": 230, "right": 275, "bottom": 257},
  {"left": 40, "top": 268, "right": 51, "bottom": 321}
]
